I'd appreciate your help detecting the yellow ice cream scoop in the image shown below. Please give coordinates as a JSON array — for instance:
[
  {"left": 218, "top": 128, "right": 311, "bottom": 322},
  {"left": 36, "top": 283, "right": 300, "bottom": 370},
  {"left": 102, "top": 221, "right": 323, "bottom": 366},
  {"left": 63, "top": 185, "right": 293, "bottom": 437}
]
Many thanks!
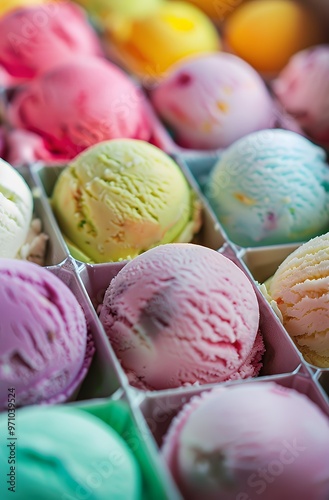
[
  {"left": 74, "top": 0, "right": 163, "bottom": 41},
  {"left": 224, "top": 0, "right": 325, "bottom": 75},
  {"left": 52, "top": 139, "right": 201, "bottom": 263},
  {"left": 0, "top": 0, "right": 47, "bottom": 16},
  {"left": 103, "top": 0, "right": 220, "bottom": 79}
]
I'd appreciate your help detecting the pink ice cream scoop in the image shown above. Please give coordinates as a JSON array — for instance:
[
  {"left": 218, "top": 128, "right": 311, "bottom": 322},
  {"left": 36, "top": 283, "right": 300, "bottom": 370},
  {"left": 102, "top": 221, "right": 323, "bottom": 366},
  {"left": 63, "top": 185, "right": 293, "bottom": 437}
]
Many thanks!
[
  {"left": 273, "top": 45, "right": 329, "bottom": 146},
  {"left": 99, "top": 243, "right": 262, "bottom": 390},
  {"left": 9, "top": 58, "right": 151, "bottom": 160},
  {"left": 162, "top": 382, "right": 329, "bottom": 500},
  {"left": 151, "top": 53, "right": 276, "bottom": 150},
  {"left": 0, "top": 2, "right": 103, "bottom": 82},
  {"left": 3, "top": 129, "right": 54, "bottom": 166},
  {"left": 0, "top": 259, "right": 91, "bottom": 409}
]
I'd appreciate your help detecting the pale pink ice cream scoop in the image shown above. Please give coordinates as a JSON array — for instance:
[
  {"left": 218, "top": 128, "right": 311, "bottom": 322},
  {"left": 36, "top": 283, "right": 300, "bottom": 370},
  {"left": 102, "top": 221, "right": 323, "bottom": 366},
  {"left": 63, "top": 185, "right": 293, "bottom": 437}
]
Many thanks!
[
  {"left": 151, "top": 53, "right": 275, "bottom": 150},
  {"left": 0, "top": 2, "right": 103, "bottom": 82},
  {"left": 273, "top": 45, "right": 329, "bottom": 146},
  {"left": 9, "top": 58, "right": 151, "bottom": 160},
  {"left": 99, "top": 243, "right": 261, "bottom": 390},
  {"left": 162, "top": 382, "right": 329, "bottom": 500},
  {"left": 0, "top": 259, "right": 89, "bottom": 409}
]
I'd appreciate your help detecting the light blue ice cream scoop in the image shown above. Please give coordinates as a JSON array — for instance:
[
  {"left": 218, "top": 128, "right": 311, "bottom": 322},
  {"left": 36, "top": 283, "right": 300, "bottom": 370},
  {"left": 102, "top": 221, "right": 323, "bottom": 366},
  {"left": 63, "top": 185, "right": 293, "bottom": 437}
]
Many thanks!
[{"left": 206, "top": 129, "right": 329, "bottom": 247}]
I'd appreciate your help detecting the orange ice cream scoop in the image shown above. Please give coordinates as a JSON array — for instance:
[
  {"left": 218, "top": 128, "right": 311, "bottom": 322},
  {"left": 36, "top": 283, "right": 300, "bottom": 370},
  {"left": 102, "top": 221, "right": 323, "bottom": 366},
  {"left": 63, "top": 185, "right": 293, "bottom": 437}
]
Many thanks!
[{"left": 224, "top": 0, "right": 326, "bottom": 75}]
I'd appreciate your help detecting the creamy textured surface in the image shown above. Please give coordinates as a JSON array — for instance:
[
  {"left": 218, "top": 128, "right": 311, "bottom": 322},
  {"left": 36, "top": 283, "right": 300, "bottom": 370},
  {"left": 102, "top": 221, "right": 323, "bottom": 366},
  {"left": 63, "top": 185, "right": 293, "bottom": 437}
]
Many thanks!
[
  {"left": 0, "top": 406, "right": 141, "bottom": 499},
  {"left": 53, "top": 140, "right": 200, "bottom": 263},
  {"left": 152, "top": 53, "right": 275, "bottom": 149},
  {"left": 162, "top": 382, "right": 329, "bottom": 500},
  {"left": 267, "top": 232, "right": 329, "bottom": 367},
  {"left": 0, "top": 159, "right": 33, "bottom": 258},
  {"left": 207, "top": 129, "right": 329, "bottom": 247},
  {"left": 273, "top": 45, "right": 329, "bottom": 146},
  {"left": 10, "top": 59, "right": 151, "bottom": 160},
  {"left": 225, "top": 329, "right": 264, "bottom": 382},
  {"left": 0, "top": 2, "right": 102, "bottom": 80},
  {"left": 0, "top": 259, "right": 88, "bottom": 408},
  {"left": 100, "top": 244, "right": 260, "bottom": 390}
]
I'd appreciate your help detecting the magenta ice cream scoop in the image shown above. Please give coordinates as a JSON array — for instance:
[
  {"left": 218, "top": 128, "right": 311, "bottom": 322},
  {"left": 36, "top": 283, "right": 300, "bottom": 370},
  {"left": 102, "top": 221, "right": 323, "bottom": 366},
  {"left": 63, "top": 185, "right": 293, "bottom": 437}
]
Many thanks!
[
  {"left": 0, "top": 2, "right": 103, "bottom": 82},
  {"left": 99, "top": 243, "right": 262, "bottom": 390},
  {"left": 162, "top": 382, "right": 329, "bottom": 500},
  {"left": 0, "top": 259, "right": 89, "bottom": 408},
  {"left": 151, "top": 53, "right": 275, "bottom": 150},
  {"left": 8, "top": 58, "right": 152, "bottom": 161}
]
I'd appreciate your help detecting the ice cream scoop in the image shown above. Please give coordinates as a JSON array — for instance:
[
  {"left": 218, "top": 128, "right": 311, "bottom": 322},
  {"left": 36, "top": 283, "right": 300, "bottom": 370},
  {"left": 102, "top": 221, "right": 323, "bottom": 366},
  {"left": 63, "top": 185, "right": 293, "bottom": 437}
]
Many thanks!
[
  {"left": 103, "top": 0, "right": 220, "bottom": 80},
  {"left": 0, "top": 158, "right": 33, "bottom": 258},
  {"left": 224, "top": 0, "right": 326, "bottom": 75},
  {"left": 52, "top": 140, "right": 201, "bottom": 263},
  {"left": 206, "top": 129, "right": 329, "bottom": 247},
  {"left": 0, "top": 405, "right": 142, "bottom": 499},
  {"left": 0, "top": 2, "right": 103, "bottom": 81},
  {"left": 9, "top": 58, "right": 151, "bottom": 161},
  {"left": 162, "top": 382, "right": 329, "bottom": 500},
  {"left": 99, "top": 243, "right": 262, "bottom": 390},
  {"left": 273, "top": 45, "right": 329, "bottom": 147},
  {"left": 264, "top": 232, "right": 329, "bottom": 368},
  {"left": 0, "top": 259, "right": 90, "bottom": 408},
  {"left": 151, "top": 53, "right": 275, "bottom": 150}
]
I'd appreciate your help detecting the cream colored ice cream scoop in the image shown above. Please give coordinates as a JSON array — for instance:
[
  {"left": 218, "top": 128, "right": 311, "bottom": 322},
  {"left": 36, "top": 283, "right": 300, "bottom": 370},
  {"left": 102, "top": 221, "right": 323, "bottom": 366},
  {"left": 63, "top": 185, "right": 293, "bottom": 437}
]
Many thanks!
[
  {"left": 265, "top": 232, "right": 329, "bottom": 367},
  {"left": 52, "top": 139, "right": 201, "bottom": 263},
  {"left": 0, "top": 159, "right": 33, "bottom": 258}
]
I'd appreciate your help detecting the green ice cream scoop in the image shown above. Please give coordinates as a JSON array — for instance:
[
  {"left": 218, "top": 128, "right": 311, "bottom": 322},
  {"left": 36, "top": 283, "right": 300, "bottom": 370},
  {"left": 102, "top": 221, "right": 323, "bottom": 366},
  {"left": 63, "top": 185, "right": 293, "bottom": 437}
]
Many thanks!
[
  {"left": 0, "top": 405, "right": 141, "bottom": 499},
  {"left": 52, "top": 139, "right": 200, "bottom": 263}
]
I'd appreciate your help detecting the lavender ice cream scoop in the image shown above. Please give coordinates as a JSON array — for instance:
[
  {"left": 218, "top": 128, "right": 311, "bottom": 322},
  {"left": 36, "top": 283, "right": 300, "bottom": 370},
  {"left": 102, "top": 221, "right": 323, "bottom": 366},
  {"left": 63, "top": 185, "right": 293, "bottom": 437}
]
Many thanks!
[
  {"left": 151, "top": 53, "right": 275, "bottom": 150},
  {"left": 0, "top": 259, "right": 89, "bottom": 408}
]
